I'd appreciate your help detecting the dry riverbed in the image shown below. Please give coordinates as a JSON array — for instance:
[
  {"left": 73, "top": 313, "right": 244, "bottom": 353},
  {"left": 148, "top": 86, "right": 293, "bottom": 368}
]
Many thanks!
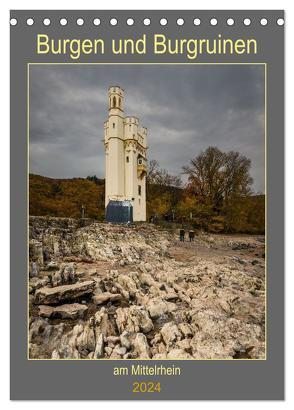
[{"left": 29, "top": 217, "right": 265, "bottom": 360}]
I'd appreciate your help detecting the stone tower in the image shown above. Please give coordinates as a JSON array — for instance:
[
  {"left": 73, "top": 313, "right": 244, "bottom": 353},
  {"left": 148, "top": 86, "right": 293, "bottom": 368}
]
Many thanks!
[{"left": 104, "top": 86, "right": 148, "bottom": 222}]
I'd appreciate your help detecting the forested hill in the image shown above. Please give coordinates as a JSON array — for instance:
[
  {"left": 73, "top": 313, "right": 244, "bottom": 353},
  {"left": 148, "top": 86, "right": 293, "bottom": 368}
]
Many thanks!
[
  {"left": 29, "top": 174, "right": 105, "bottom": 220},
  {"left": 29, "top": 173, "right": 265, "bottom": 234}
]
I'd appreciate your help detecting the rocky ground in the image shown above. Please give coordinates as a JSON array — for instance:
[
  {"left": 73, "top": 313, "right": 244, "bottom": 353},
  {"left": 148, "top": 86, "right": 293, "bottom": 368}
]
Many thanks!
[{"left": 29, "top": 216, "right": 265, "bottom": 360}]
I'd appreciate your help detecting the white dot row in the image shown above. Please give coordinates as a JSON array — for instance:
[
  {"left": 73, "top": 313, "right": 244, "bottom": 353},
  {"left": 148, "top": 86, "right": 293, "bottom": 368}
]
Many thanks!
[{"left": 10, "top": 17, "right": 285, "bottom": 27}]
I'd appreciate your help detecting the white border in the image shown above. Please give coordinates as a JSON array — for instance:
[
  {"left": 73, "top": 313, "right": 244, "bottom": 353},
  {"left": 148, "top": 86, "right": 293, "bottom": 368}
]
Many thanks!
[{"left": 1, "top": 0, "right": 293, "bottom": 408}]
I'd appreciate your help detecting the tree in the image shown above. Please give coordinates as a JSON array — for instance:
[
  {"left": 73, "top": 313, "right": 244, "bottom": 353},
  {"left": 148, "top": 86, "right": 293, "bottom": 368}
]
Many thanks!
[
  {"left": 146, "top": 159, "right": 182, "bottom": 219},
  {"left": 183, "top": 147, "right": 253, "bottom": 209},
  {"left": 86, "top": 175, "right": 105, "bottom": 185},
  {"left": 147, "top": 159, "right": 182, "bottom": 188}
]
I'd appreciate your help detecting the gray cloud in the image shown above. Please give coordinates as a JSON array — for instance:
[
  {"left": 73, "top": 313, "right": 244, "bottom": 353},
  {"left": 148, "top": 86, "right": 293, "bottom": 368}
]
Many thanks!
[{"left": 29, "top": 64, "right": 265, "bottom": 192}]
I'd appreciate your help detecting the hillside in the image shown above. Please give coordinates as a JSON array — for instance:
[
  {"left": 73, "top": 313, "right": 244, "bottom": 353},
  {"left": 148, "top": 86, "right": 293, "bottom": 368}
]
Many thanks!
[
  {"left": 29, "top": 174, "right": 105, "bottom": 220},
  {"left": 29, "top": 174, "right": 265, "bottom": 234}
]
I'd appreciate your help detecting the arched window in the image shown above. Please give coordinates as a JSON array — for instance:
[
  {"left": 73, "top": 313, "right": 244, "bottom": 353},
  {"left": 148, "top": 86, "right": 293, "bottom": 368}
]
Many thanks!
[
  {"left": 119, "top": 97, "right": 121, "bottom": 108},
  {"left": 113, "top": 96, "right": 116, "bottom": 108}
]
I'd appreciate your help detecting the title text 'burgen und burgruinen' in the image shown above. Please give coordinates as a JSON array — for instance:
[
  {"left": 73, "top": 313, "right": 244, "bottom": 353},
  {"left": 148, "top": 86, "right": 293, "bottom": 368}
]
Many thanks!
[{"left": 36, "top": 34, "right": 258, "bottom": 60}]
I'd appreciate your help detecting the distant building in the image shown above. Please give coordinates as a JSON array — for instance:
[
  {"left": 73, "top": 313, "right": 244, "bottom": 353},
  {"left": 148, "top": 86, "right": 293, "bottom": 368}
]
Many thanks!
[{"left": 104, "top": 86, "right": 148, "bottom": 222}]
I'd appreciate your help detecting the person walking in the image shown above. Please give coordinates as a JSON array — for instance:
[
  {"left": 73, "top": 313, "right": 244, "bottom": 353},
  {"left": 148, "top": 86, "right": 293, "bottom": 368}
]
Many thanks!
[
  {"left": 189, "top": 229, "right": 195, "bottom": 242},
  {"left": 179, "top": 228, "right": 185, "bottom": 242}
]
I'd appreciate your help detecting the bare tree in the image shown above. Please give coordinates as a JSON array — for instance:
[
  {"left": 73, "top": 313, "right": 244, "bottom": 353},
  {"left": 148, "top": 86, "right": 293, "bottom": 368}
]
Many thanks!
[
  {"left": 182, "top": 147, "right": 253, "bottom": 209},
  {"left": 147, "top": 159, "right": 182, "bottom": 188}
]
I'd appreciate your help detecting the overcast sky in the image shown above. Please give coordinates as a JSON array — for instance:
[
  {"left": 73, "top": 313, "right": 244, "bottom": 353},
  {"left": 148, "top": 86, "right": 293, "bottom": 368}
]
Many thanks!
[{"left": 29, "top": 64, "right": 265, "bottom": 193}]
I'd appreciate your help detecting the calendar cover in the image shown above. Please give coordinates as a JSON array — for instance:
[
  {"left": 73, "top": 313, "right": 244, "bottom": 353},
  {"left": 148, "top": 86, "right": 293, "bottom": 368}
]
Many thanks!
[{"left": 10, "top": 10, "right": 284, "bottom": 400}]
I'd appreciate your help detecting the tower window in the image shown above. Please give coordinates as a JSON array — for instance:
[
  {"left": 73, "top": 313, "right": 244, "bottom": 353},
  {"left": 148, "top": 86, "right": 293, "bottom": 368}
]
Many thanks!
[
  {"left": 138, "top": 185, "right": 141, "bottom": 196},
  {"left": 126, "top": 156, "right": 129, "bottom": 163},
  {"left": 119, "top": 97, "right": 121, "bottom": 108},
  {"left": 113, "top": 96, "right": 116, "bottom": 108},
  {"left": 113, "top": 123, "right": 115, "bottom": 128}
]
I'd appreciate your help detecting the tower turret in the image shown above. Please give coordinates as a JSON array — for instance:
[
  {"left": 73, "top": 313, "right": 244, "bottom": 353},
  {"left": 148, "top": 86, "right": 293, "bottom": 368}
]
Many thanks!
[
  {"left": 104, "top": 86, "right": 148, "bottom": 222},
  {"left": 106, "top": 86, "right": 125, "bottom": 203},
  {"left": 108, "top": 86, "right": 124, "bottom": 113}
]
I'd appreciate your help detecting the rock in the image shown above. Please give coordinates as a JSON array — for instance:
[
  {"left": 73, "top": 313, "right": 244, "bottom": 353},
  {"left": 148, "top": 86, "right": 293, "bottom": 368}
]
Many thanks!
[
  {"left": 161, "top": 322, "right": 182, "bottom": 346},
  {"left": 232, "top": 256, "right": 247, "bottom": 265},
  {"left": 147, "top": 297, "right": 176, "bottom": 318},
  {"left": 229, "top": 241, "right": 256, "bottom": 251},
  {"left": 139, "top": 272, "right": 158, "bottom": 287},
  {"left": 117, "top": 274, "right": 137, "bottom": 298},
  {"left": 116, "top": 306, "right": 153, "bottom": 334},
  {"left": 116, "top": 346, "right": 127, "bottom": 355},
  {"left": 38, "top": 303, "right": 88, "bottom": 319},
  {"left": 28, "top": 218, "right": 265, "bottom": 360},
  {"left": 94, "top": 307, "right": 116, "bottom": 337},
  {"left": 104, "top": 347, "right": 113, "bottom": 356},
  {"left": 153, "top": 353, "right": 167, "bottom": 359},
  {"left": 164, "top": 291, "right": 178, "bottom": 301},
  {"left": 29, "top": 240, "right": 44, "bottom": 266},
  {"left": 144, "top": 263, "right": 153, "bottom": 272},
  {"left": 110, "top": 345, "right": 127, "bottom": 358},
  {"left": 76, "top": 271, "right": 85, "bottom": 279},
  {"left": 30, "top": 276, "right": 50, "bottom": 291},
  {"left": 76, "top": 324, "right": 96, "bottom": 352},
  {"left": 93, "top": 292, "right": 122, "bottom": 305},
  {"left": 51, "top": 349, "right": 60, "bottom": 359},
  {"left": 38, "top": 305, "right": 54, "bottom": 318},
  {"left": 178, "top": 323, "right": 194, "bottom": 337},
  {"left": 107, "top": 336, "right": 120, "bottom": 344},
  {"left": 150, "top": 333, "right": 162, "bottom": 346},
  {"left": 120, "top": 331, "right": 132, "bottom": 349},
  {"left": 47, "top": 261, "right": 59, "bottom": 271},
  {"left": 177, "top": 338, "right": 191, "bottom": 351},
  {"left": 51, "top": 264, "right": 77, "bottom": 287},
  {"left": 167, "top": 349, "right": 192, "bottom": 359},
  {"left": 133, "top": 333, "right": 151, "bottom": 358},
  {"left": 94, "top": 333, "right": 104, "bottom": 358},
  {"left": 30, "top": 262, "right": 39, "bottom": 278},
  {"left": 35, "top": 280, "right": 95, "bottom": 304}
]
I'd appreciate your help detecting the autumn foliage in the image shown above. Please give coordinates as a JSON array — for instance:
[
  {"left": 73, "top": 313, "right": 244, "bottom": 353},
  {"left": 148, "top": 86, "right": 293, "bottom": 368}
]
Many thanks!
[
  {"left": 29, "top": 147, "right": 265, "bottom": 234},
  {"left": 29, "top": 174, "right": 105, "bottom": 220}
]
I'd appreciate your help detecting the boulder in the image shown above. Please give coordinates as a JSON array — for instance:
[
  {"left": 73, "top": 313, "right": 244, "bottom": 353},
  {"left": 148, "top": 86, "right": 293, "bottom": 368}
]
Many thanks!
[
  {"left": 47, "top": 261, "right": 59, "bottom": 271},
  {"left": 51, "top": 264, "right": 77, "bottom": 287},
  {"left": 29, "top": 240, "right": 44, "bottom": 266},
  {"left": 117, "top": 274, "right": 137, "bottom": 298},
  {"left": 116, "top": 306, "right": 153, "bottom": 334},
  {"left": 30, "top": 276, "right": 50, "bottom": 292},
  {"left": 39, "top": 303, "right": 88, "bottom": 319},
  {"left": 93, "top": 292, "right": 122, "bottom": 305},
  {"left": 94, "top": 307, "right": 116, "bottom": 337},
  {"left": 110, "top": 345, "right": 127, "bottom": 359},
  {"left": 30, "top": 262, "right": 39, "bottom": 278},
  {"left": 161, "top": 322, "right": 182, "bottom": 346},
  {"left": 132, "top": 333, "right": 151, "bottom": 358},
  {"left": 94, "top": 333, "right": 104, "bottom": 358},
  {"left": 120, "top": 331, "right": 132, "bottom": 349},
  {"left": 147, "top": 297, "right": 176, "bottom": 318},
  {"left": 35, "top": 280, "right": 95, "bottom": 304},
  {"left": 76, "top": 324, "right": 96, "bottom": 352}
]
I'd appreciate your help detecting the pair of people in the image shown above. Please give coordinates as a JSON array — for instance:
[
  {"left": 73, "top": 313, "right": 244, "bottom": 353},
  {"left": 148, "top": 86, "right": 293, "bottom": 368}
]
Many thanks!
[{"left": 179, "top": 229, "right": 195, "bottom": 242}]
